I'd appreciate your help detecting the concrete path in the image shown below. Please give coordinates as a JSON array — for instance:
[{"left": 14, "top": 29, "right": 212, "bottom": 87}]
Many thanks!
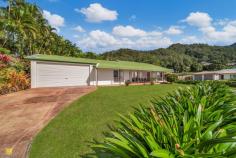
[{"left": 0, "top": 86, "right": 96, "bottom": 158}]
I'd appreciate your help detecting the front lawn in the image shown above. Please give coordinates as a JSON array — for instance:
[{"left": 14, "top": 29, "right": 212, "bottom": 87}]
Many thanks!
[{"left": 29, "top": 84, "right": 185, "bottom": 158}]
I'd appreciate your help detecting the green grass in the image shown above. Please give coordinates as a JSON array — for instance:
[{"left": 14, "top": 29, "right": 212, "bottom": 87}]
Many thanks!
[{"left": 29, "top": 84, "right": 185, "bottom": 158}]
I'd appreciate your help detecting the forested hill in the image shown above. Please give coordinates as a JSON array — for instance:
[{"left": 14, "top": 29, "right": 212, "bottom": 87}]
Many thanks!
[{"left": 100, "top": 43, "right": 236, "bottom": 72}]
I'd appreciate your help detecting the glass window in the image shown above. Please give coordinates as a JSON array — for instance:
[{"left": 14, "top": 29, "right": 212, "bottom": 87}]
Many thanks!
[
  {"left": 113, "top": 70, "right": 119, "bottom": 78},
  {"left": 230, "top": 74, "right": 236, "bottom": 79}
]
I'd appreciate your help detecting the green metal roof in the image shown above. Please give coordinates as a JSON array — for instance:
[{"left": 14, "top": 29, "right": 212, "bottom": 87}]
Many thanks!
[{"left": 26, "top": 54, "right": 172, "bottom": 72}]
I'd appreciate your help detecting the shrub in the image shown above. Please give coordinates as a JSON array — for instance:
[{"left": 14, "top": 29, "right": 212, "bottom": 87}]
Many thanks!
[
  {"left": 0, "top": 53, "right": 11, "bottom": 64},
  {"left": 150, "top": 78, "right": 155, "bottom": 85},
  {"left": 93, "top": 82, "right": 236, "bottom": 157},
  {"left": 175, "top": 80, "right": 201, "bottom": 85},
  {"left": 0, "top": 70, "right": 30, "bottom": 95},
  {"left": 0, "top": 47, "right": 10, "bottom": 54},
  {"left": 166, "top": 73, "right": 178, "bottom": 82},
  {"left": 125, "top": 80, "right": 131, "bottom": 86}
]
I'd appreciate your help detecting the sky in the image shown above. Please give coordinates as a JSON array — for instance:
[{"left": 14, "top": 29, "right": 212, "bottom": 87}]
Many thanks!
[{"left": 9, "top": 0, "right": 236, "bottom": 52}]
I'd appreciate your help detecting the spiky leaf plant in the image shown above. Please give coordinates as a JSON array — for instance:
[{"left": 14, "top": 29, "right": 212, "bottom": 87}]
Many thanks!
[{"left": 94, "top": 82, "right": 236, "bottom": 158}]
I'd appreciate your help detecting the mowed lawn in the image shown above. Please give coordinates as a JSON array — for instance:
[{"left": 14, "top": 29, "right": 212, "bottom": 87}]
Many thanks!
[{"left": 30, "top": 84, "right": 185, "bottom": 158}]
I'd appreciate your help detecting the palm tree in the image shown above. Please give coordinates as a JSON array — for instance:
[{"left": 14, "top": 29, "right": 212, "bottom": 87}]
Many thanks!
[{"left": 1, "top": 0, "right": 83, "bottom": 57}]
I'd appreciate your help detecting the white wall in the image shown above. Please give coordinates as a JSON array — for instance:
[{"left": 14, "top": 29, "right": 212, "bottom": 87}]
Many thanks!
[
  {"left": 214, "top": 74, "right": 220, "bottom": 80},
  {"left": 224, "top": 74, "right": 231, "bottom": 80},
  {"left": 123, "top": 71, "right": 130, "bottom": 81},
  {"left": 31, "top": 61, "right": 37, "bottom": 88},
  {"left": 97, "top": 69, "right": 114, "bottom": 85},
  {"left": 89, "top": 66, "right": 96, "bottom": 86}
]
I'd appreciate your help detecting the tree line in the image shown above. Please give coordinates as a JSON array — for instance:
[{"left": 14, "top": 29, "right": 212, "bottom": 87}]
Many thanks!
[
  {"left": 0, "top": 0, "right": 83, "bottom": 57},
  {"left": 100, "top": 43, "right": 236, "bottom": 72}
]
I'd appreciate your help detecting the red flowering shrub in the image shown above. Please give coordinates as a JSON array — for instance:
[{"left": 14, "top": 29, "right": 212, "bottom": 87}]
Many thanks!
[{"left": 0, "top": 53, "right": 11, "bottom": 64}]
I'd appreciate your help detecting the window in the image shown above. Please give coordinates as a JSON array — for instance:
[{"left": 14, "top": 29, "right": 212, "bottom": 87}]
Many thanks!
[
  {"left": 113, "top": 70, "right": 119, "bottom": 78},
  {"left": 114, "top": 70, "right": 119, "bottom": 82},
  {"left": 230, "top": 74, "right": 236, "bottom": 79}
]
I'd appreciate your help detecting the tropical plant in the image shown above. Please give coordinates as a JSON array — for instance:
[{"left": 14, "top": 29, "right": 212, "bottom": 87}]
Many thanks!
[
  {"left": 93, "top": 82, "right": 236, "bottom": 157},
  {"left": 0, "top": 69, "right": 29, "bottom": 95},
  {"left": 0, "top": 0, "right": 83, "bottom": 57},
  {"left": 0, "top": 50, "right": 30, "bottom": 95}
]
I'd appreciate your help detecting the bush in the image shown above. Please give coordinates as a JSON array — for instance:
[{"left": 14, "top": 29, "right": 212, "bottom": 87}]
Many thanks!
[
  {"left": 175, "top": 79, "right": 236, "bottom": 88},
  {"left": 0, "top": 47, "right": 10, "bottom": 54},
  {"left": 166, "top": 73, "right": 178, "bottom": 82},
  {"left": 0, "top": 70, "right": 30, "bottom": 95},
  {"left": 93, "top": 82, "right": 236, "bottom": 157},
  {"left": 125, "top": 80, "right": 131, "bottom": 86},
  {"left": 175, "top": 80, "right": 201, "bottom": 85},
  {"left": 0, "top": 53, "right": 11, "bottom": 64},
  {"left": 150, "top": 78, "right": 155, "bottom": 85}
]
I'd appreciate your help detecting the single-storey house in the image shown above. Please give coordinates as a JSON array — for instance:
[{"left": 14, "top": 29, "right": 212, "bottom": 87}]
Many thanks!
[
  {"left": 27, "top": 54, "right": 172, "bottom": 88},
  {"left": 192, "top": 69, "right": 236, "bottom": 81}
]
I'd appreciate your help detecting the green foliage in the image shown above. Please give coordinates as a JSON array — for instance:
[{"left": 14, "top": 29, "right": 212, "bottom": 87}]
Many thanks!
[
  {"left": 175, "top": 80, "right": 236, "bottom": 88},
  {"left": 100, "top": 43, "right": 236, "bottom": 73},
  {"left": 166, "top": 73, "right": 178, "bottom": 82},
  {"left": 190, "top": 62, "right": 203, "bottom": 72},
  {"left": 0, "top": 47, "right": 10, "bottom": 54},
  {"left": 94, "top": 82, "right": 236, "bottom": 157},
  {"left": 175, "top": 80, "right": 201, "bottom": 85},
  {"left": 0, "top": 0, "right": 83, "bottom": 57},
  {"left": 204, "top": 63, "right": 226, "bottom": 71}
]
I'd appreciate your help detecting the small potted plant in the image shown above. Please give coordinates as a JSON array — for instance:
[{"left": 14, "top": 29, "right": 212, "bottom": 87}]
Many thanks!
[
  {"left": 125, "top": 80, "right": 131, "bottom": 86},
  {"left": 150, "top": 78, "right": 155, "bottom": 85}
]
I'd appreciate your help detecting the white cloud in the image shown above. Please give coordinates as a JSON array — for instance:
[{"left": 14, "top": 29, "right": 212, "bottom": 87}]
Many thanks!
[
  {"left": 78, "top": 29, "right": 172, "bottom": 53},
  {"left": 184, "top": 12, "right": 236, "bottom": 44},
  {"left": 43, "top": 10, "right": 64, "bottom": 31},
  {"left": 179, "top": 36, "right": 203, "bottom": 44},
  {"left": 80, "top": 30, "right": 117, "bottom": 49},
  {"left": 73, "top": 25, "right": 85, "bottom": 32},
  {"left": 214, "top": 18, "right": 230, "bottom": 26},
  {"left": 78, "top": 3, "right": 118, "bottom": 23},
  {"left": 112, "top": 25, "right": 147, "bottom": 37},
  {"left": 165, "top": 26, "right": 183, "bottom": 35},
  {"left": 135, "top": 36, "right": 172, "bottom": 49},
  {"left": 185, "top": 12, "right": 212, "bottom": 27},
  {"left": 147, "top": 31, "right": 163, "bottom": 37}
]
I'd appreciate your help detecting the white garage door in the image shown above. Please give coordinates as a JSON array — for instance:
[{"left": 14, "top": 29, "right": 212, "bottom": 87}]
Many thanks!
[{"left": 36, "top": 62, "right": 90, "bottom": 87}]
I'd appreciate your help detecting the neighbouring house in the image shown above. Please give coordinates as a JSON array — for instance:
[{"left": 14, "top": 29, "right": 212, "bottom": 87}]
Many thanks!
[
  {"left": 192, "top": 69, "right": 236, "bottom": 81},
  {"left": 201, "top": 61, "right": 212, "bottom": 66},
  {"left": 27, "top": 54, "right": 172, "bottom": 88},
  {"left": 177, "top": 73, "right": 193, "bottom": 81}
]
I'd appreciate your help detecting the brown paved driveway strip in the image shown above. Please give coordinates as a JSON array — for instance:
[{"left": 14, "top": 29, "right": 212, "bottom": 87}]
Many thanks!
[{"left": 0, "top": 86, "right": 96, "bottom": 158}]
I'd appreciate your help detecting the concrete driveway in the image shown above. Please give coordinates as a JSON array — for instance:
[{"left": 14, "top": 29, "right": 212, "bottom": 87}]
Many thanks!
[{"left": 0, "top": 86, "right": 96, "bottom": 158}]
